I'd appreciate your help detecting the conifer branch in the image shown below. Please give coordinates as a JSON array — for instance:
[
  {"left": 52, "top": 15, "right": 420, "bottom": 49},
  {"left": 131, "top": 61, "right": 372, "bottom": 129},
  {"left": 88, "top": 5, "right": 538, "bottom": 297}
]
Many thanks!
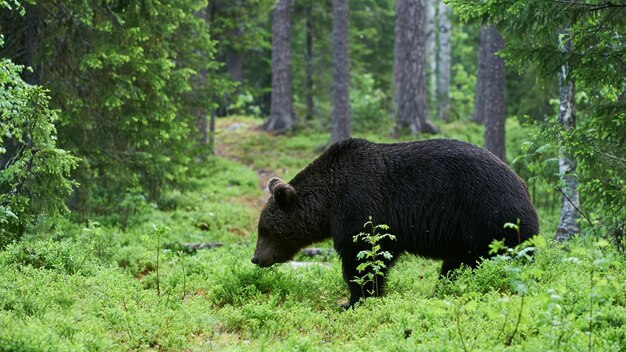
[{"left": 555, "top": 1, "right": 626, "bottom": 11}]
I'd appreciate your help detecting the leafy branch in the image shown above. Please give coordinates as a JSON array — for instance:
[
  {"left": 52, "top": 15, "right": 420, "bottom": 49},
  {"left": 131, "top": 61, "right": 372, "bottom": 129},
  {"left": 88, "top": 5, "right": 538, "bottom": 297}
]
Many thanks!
[{"left": 351, "top": 216, "right": 396, "bottom": 299}]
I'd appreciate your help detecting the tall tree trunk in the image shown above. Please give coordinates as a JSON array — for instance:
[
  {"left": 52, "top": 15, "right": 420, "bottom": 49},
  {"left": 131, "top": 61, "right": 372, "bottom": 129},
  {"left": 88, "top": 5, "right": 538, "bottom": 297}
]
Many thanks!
[
  {"left": 395, "top": 0, "right": 438, "bottom": 134},
  {"left": 425, "top": 0, "right": 437, "bottom": 111},
  {"left": 24, "top": 4, "right": 40, "bottom": 85},
  {"left": 555, "top": 29, "right": 580, "bottom": 241},
  {"left": 224, "top": 23, "right": 245, "bottom": 84},
  {"left": 209, "top": 108, "right": 216, "bottom": 154},
  {"left": 436, "top": 1, "right": 451, "bottom": 121},
  {"left": 199, "top": 110, "right": 208, "bottom": 146},
  {"left": 265, "top": 0, "right": 294, "bottom": 132},
  {"left": 305, "top": 0, "right": 314, "bottom": 121},
  {"left": 392, "top": 0, "right": 402, "bottom": 116},
  {"left": 330, "top": 0, "right": 351, "bottom": 144},
  {"left": 473, "top": 28, "right": 488, "bottom": 124},
  {"left": 195, "top": 7, "right": 210, "bottom": 151},
  {"left": 225, "top": 45, "right": 244, "bottom": 83},
  {"left": 481, "top": 26, "right": 506, "bottom": 161}
]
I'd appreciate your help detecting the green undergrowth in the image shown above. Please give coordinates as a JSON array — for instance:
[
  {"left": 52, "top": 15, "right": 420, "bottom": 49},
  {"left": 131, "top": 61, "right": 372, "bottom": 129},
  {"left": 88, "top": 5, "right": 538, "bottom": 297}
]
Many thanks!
[
  {"left": 1, "top": 233, "right": 624, "bottom": 351},
  {"left": 1, "top": 116, "right": 621, "bottom": 351}
]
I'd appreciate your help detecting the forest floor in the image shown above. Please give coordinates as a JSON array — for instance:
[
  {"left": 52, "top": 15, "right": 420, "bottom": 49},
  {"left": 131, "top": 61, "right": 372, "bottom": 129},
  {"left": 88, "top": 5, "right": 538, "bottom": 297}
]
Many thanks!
[{"left": 1, "top": 116, "right": 625, "bottom": 351}]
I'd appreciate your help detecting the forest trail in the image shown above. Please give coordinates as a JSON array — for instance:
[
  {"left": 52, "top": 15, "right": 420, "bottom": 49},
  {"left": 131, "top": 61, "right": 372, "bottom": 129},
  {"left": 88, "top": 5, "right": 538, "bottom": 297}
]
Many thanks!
[
  {"left": 212, "top": 116, "right": 325, "bottom": 213},
  {"left": 214, "top": 117, "right": 274, "bottom": 212}
]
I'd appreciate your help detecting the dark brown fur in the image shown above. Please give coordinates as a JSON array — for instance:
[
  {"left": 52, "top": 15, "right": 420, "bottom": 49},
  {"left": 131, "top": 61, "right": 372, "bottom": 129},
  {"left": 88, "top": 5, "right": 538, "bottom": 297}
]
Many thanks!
[{"left": 252, "top": 138, "right": 539, "bottom": 307}]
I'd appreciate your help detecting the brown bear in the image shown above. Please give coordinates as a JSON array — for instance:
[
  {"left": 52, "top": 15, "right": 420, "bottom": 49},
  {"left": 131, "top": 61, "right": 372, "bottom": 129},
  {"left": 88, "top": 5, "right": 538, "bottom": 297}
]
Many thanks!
[{"left": 251, "top": 138, "right": 539, "bottom": 307}]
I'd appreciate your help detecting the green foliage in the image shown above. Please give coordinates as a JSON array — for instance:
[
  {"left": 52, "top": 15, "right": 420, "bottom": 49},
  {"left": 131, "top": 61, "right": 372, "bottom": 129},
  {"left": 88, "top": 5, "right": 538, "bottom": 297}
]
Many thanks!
[
  {"left": 350, "top": 73, "right": 391, "bottom": 132},
  {"left": 208, "top": 0, "right": 274, "bottom": 114},
  {"left": 449, "top": 17, "right": 478, "bottom": 121},
  {"left": 0, "top": 1, "right": 227, "bottom": 217},
  {"left": 0, "top": 0, "right": 22, "bottom": 13},
  {"left": 0, "top": 117, "right": 625, "bottom": 350},
  {"left": 291, "top": 0, "right": 396, "bottom": 124},
  {"left": 448, "top": 0, "right": 626, "bottom": 237},
  {"left": 351, "top": 216, "right": 396, "bottom": 298},
  {"left": 0, "top": 54, "right": 77, "bottom": 247}
]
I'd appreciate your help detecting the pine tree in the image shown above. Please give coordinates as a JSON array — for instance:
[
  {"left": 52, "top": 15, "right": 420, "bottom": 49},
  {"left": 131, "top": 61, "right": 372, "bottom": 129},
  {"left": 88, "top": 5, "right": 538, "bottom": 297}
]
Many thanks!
[
  {"left": 0, "top": 1, "right": 222, "bottom": 211},
  {"left": 436, "top": 1, "right": 451, "bottom": 122},
  {"left": 480, "top": 26, "right": 506, "bottom": 161},
  {"left": 265, "top": 0, "right": 295, "bottom": 132},
  {"left": 394, "top": 0, "right": 438, "bottom": 134},
  {"left": 449, "top": 0, "right": 626, "bottom": 237},
  {"left": 305, "top": 0, "right": 315, "bottom": 121},
  {"left": 330, "top": 0, "right": 351, "bottom": 144},
  {"left": 425, "top": 0, "right": 437, "bottom": 110}
]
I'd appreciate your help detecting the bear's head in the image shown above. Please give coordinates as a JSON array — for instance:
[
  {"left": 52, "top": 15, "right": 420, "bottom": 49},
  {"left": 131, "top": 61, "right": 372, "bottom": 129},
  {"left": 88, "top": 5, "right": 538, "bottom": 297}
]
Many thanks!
[{"left": 252, "top": 177, "right": 308, "bottom": 267}]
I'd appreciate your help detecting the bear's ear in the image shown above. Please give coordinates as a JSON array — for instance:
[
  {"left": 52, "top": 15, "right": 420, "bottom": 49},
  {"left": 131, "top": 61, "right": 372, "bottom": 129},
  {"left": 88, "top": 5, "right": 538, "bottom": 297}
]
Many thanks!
[
  {"left": 268, "top": 177, "right": 284, "bottom": 194},
  {"left": 273, "top": 182, "right": 296, "bottom": 208}
]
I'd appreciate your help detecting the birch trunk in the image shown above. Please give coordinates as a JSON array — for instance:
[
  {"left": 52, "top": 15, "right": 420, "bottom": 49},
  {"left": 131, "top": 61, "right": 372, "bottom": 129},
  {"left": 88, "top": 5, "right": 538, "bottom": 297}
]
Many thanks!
[
  {"left": 330, "top": 0, "right": 351, "bottom": 144},
  {"left": 436, "top": 1, "right": 451, "bottom": 121},
  {"left": 265, "top": 0, "right": 294, "bottom": 132},
  {"left": 555, "top": 29, "right": 580, "bottom": 241}
]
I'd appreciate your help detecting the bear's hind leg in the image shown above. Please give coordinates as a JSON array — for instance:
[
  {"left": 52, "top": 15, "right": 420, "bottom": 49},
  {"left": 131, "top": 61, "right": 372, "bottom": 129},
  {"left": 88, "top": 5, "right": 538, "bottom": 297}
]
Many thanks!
[
  {"left": 439, "top": 260, "right": 462, "bottom": 278},
  {"left": 439, "top": 258, "right": 478, "bottom": 278}
]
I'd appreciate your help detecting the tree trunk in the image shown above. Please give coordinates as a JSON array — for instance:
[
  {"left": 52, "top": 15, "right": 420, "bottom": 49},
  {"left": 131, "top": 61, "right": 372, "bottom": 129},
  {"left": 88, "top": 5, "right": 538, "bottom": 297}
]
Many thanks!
[
  {"left": 209, "top": 108, "right": 216, "bottom": 154},
  {"left": 330, "top": 0, "right": 351, "bottom": 144},
  {"left": 481, "top": 26, "right": 506, "bottom": 161},
  {"left": 305, "top": 1, "right": 314, "bottom": 121},
  {"left": 225, "top": 47, "right": 244, "bottom": 83},
  {"left": 473, "top": 28, "right": 488, "bottom": 124},
  {"left": 555, "top": 29, "right": 580, "bottom": 242},
  {"left": 436, "top": 1, "right": 451, "bottom": 121},
  {"left": 395, "top": 0, "right": 438, "bottom": 134},
  {"left": 24, "top": 4, "right": 40, "bottom": 85},
  {"left": 425, "top": 0, "right": 437, "bottom": 111},
  {"left": 199, "top": 111, "right": 208, "bottom": 145},
  {"left": 265, "top": 0, "right": 294, "bottom": 132},
  {"left": 392, "top": 0, "right": 402, "bottom": 115},
  {"left": 195, "top": 7, "right": 210, "bottom": 151}
]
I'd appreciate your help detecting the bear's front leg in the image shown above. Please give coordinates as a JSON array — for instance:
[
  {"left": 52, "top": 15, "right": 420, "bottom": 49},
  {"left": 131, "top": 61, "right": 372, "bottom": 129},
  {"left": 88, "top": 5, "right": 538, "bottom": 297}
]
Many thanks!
[{"left": 341, "top": 254, "right": 389, "bottom": 309}]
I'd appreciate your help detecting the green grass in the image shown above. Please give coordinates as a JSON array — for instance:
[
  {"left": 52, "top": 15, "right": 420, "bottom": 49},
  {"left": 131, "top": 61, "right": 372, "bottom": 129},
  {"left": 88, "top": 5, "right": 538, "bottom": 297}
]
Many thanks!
[{"left": 0, "top": 116, "right": 622, "bottom": 351}]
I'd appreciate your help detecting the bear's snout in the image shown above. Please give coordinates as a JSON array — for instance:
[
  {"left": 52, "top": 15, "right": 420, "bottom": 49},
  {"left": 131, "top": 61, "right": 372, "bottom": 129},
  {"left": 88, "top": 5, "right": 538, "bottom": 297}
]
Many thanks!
[{"left": 251, "top": 250, "right": 279, "bottom": 267}]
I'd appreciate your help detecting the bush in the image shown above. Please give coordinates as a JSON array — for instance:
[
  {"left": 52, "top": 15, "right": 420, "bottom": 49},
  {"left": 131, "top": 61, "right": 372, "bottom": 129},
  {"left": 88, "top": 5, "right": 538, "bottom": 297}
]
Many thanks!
[{"left": 0, "top": 54, "right": 77, "bottom": 248}]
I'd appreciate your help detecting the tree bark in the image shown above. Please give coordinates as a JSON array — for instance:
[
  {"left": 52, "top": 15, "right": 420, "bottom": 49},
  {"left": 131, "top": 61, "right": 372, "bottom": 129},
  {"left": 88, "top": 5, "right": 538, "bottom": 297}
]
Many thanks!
[
  {"left": 330, "top": 0, "right": 351, "bottom": 144},
  {"left": 473, "top": 28, "right": 488, "bottom": 124},
  {"left": 394, "top": 0, "right": 438, "bottom": 134},
  {"left": 392, "top": 0, "right": 402, "bottom": 115},
  {"left": 425, "top": 0, "right": 437, "bottom": 110},
  {"left": 305, "top": 1, "right": 314, "bottom": 121},
  {"left": 265, "top": 0, "right": 295, "bottom": 132},
  {"left": 24, "top": 4, "right": 40, "bottom": 85},
  {"left": 436, "top": 1, "right": 451, "bottom": 121},
  {"left": 195, "top": 7, "right": 210, "bottom": 151},
  {"left": 209, "top": 107, "right": 216, "bottom": 154},
  {"left": 555, "top": 29, "right": 580, "bottom": 242},
  {"left": 481, "top": 26, "right": 506, "bottom": 161},
  {"left": 225, "top": 46, "right": 244, "bottom": 83}
]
